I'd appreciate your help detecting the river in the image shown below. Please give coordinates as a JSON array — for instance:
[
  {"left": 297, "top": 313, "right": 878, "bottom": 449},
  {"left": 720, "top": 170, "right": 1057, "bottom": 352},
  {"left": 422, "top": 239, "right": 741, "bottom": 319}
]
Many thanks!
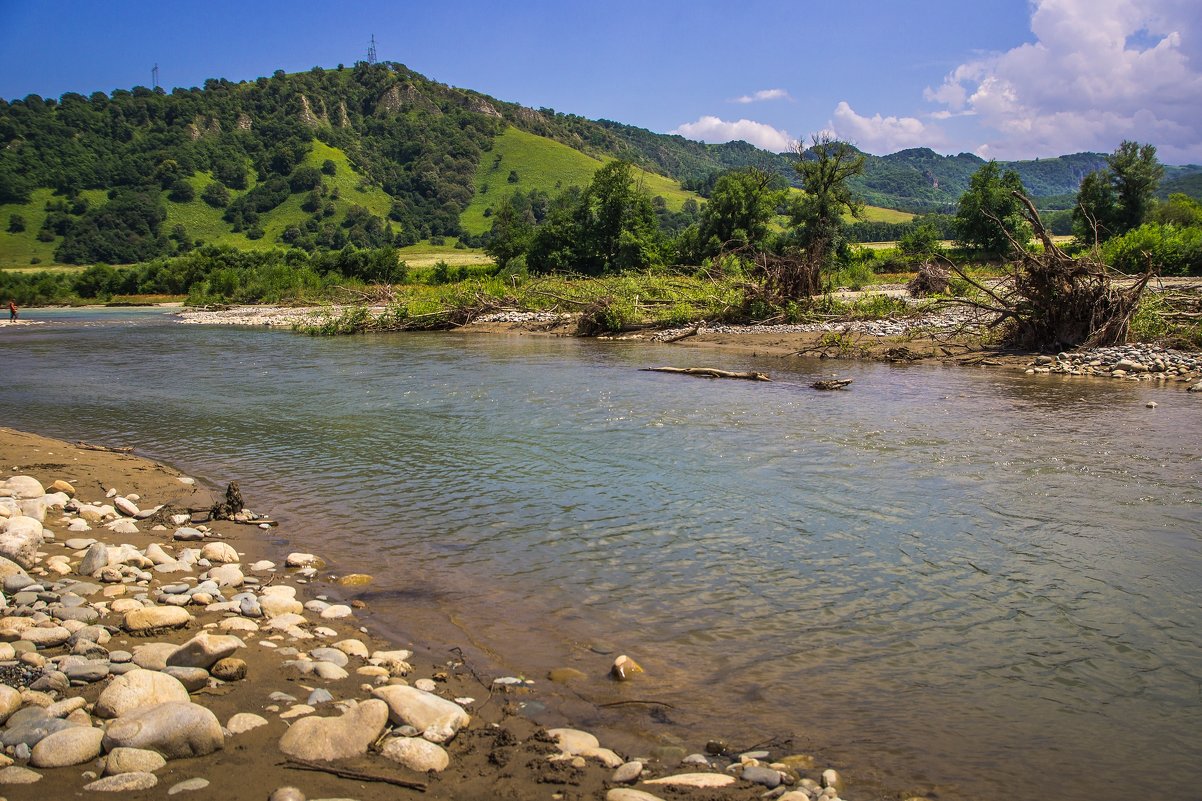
[{"left": 2, "top": 307, "right": 1200, "bottom": 801}]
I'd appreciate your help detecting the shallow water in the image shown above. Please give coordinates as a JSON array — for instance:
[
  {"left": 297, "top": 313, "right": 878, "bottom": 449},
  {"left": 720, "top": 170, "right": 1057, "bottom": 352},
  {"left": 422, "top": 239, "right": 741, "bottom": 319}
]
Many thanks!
[{"left": 3, "top": 307, "right": 1201, "bottom": 800}]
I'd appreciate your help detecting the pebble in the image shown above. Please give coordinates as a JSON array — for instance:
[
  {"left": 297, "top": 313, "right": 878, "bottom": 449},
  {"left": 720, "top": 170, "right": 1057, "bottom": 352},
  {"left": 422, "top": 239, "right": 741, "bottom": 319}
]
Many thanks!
[
  {"left": 168, "top": 777, "right": 211, "bottom": 794},
  {"left": 226, "top": 712, "right": 269, "bottom": 735},
  {"left": 379, "top": 735, "right": 450, "bottom": 772},
  {"left": 612, "top": 760, "right": 643, "bottom": 783}
]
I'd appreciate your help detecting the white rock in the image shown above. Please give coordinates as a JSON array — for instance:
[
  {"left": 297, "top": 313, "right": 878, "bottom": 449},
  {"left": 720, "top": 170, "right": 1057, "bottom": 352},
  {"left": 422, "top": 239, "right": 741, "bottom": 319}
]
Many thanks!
[
  {"left": 101, "top": 701, "right": 224, "bottom": 759},
  {"left": 380, "top": 736, "right": 450, "bottom": 772},
  {"left": 0, "top": 515, "right": 44, "bottom": 568},
  {"left": 114, "top": 497, "right": 140, "bottom": 517},
  {"left": 102, "top": 746, "right": 167, "bottom": 775},
  {"left": 95, "top": 669, "right": 191, "bottom": 718},
  {"left": 548, "top": 728, "right": 600, "bottom": 755},
  {"left": 277, "top": 699, "right": 388, "bottom": 762},
  {"left": 2, "top": 476, "right": 45, "bottom": 499},
  {"left": 84, "top": 771, "right": 159, "bottom": 791},
  {"left": 226, "top": 713, "right": 269, "bottom": 735},
  {"left": 201, "top": 542, "right": 239, "bottom": 563},
  {"left": 372, "top": 686, "right": 470, "bottom": 743}
]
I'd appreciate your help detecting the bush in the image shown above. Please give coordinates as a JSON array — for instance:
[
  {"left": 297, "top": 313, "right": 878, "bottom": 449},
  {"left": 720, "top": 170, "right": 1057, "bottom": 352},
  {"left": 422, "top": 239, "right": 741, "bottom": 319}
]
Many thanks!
[
  {"left": 7, "top": 214, "right": 25, "bottom": 233},
  {"left": 167, "top": 179, "right": 195, "bottom": 203},
  {"left": 201, "top": 181, "right": 229, "bottom": 208},
  {"left": 1102, "top": 223, "right": 1202, "bottom": 276}
]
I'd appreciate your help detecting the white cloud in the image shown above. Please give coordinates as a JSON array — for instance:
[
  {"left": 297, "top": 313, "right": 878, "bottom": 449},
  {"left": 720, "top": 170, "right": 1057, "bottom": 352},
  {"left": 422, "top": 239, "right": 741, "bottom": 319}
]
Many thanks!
[
  {"left": 733, "top": 88, "right": 792, "bottom": 104},
  {"left": 827, "top": 101, "right": 939, "bottom": 153},
  {"left": 924, "top": 0, "right": 1202, "bottom": 161},
  {"left": 671, "top": 116, "right": 793, "bottom": 152}
]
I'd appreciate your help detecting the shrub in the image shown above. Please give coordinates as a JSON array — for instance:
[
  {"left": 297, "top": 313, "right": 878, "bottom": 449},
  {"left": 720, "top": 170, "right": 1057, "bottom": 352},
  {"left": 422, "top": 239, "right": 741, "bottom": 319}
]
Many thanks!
[
  {"left": 1102, "top": 223, "right": 1202, "bottom": 276},
  {"left": 201, "top": 181, "right": 229, "bottom": 208},
  {"left": 167, "top": 179, "right": 195, "bottom": 203}
]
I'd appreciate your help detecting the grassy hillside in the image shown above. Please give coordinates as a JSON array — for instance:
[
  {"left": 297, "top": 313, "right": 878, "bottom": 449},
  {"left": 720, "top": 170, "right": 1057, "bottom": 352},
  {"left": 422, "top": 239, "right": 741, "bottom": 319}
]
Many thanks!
[{"left": 461, "top": 127, "right": 698, "bottom": 236}]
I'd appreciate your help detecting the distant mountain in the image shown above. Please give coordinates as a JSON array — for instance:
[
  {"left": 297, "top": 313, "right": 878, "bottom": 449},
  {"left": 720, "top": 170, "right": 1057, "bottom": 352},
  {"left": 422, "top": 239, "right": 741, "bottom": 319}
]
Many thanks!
[{"left": 1, "top": 61, "right": 1199, "bottom": 266}]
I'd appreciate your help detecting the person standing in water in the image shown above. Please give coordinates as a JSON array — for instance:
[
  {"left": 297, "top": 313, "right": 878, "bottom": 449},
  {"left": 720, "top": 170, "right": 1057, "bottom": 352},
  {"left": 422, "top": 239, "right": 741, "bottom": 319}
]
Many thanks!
[{"left": 7, "top": 300, "right": 15, "bottom": 321}]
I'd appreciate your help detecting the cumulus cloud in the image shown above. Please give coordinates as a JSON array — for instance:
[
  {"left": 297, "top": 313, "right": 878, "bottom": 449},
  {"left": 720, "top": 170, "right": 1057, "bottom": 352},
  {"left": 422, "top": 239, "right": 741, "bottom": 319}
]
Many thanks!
[
  {"left": 671, "top": 116, "right": 793, "bottom": 152},
  {"left": 827, "top": 102, "right": 939, "bottom": 153},
  {"left": 733, "top": 88, "right": 792, "bottom": 104},
  {"left": 924, "top": 0, "right": 1202, "bottom": 161}
]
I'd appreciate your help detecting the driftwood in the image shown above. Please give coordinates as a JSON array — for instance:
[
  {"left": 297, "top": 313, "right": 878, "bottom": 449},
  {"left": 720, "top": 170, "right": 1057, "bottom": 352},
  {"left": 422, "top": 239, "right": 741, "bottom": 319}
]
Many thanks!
[
  {"left": 280, "top": 758, "right": 427, "bottom": 791},
  {"left": 663, "top": 325, "right": 700, "bottom": 343},
  {"left": 811, "top": 379, "right": 853, "bottom": 390},
  {"left": 74, "top": 441, "right": 133, "bottom": 454},
  {"left": 642, "top": 367, "right": 772, "bottom": 382}
]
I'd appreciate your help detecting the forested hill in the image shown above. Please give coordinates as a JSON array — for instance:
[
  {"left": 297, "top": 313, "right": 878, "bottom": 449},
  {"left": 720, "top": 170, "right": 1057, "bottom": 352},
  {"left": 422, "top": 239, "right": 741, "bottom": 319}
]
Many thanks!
[{"left": 2, "top": 60, "right": 1199, "bottom": 266}]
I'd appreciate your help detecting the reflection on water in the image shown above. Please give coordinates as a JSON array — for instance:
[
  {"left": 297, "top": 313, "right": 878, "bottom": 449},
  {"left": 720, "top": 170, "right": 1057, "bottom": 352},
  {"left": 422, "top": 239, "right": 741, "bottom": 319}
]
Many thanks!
[{"left": 2, "top": 311, "right": 1201, "bottom": 801}]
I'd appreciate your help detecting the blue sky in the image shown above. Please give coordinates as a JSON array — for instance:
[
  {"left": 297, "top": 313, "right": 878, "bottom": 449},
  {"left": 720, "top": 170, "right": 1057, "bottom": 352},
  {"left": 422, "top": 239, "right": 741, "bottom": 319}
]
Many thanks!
[{"left": 1, "top": 0, "right": 1199, "bottom": 163}]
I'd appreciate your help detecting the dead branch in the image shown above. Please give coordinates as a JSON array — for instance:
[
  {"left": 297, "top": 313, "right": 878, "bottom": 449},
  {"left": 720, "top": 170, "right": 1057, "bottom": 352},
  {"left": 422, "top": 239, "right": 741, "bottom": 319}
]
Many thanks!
[
  {"left": 74, "top": 441, "right": 133, "bottom": 454},
  {"left": 642, "top": 367, "right": 772, "bottom": 382},
  {"left": 280, "top": 759, "right": 427, "bottom": 791},
  {"left": 811, "top": 379, "right": 853, "bottom": 390}
]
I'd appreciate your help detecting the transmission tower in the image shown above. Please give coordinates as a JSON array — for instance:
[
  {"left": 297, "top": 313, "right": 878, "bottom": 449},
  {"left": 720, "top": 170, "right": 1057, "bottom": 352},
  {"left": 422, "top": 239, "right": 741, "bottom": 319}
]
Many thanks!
[
  {"left": 152, "top": 64, "right": 160, "bottom": 90},
  {"left": 367, "top": 35, "right": 377, "bottom": 65}
]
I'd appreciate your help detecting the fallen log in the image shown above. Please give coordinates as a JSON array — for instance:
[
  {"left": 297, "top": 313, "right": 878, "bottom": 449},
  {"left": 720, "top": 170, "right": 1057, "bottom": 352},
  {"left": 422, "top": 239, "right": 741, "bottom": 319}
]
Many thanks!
[
  {"left": 811, "top": 379, "right": 853, "bottom": 390},
  {"left": 641, "top": 367, "right": 771, "bottom": 382},
  {"left": 662, "top": 326, "right": 701, "bottom": 343},
  {"left": 74, "top": 441, "right": 133, "bottom": 454}
]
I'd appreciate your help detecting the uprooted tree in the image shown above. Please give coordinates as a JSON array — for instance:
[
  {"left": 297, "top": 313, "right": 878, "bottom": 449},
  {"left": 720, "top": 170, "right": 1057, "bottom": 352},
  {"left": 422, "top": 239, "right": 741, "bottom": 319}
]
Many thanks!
[{"left": 947, "top": 190, "right": 1153, "bottom": 351}]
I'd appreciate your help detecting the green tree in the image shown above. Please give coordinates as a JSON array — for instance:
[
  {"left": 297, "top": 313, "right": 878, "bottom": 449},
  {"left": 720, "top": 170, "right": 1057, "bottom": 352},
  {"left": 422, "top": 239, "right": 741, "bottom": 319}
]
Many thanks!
[
  {"left": 1107, "top": 141, "right": 1164, "bottom": 234},
  {"left": 574, "top": 160, "right": 662, "bottom": 274},
  {"left": 898, "top": 223, "right": 943, "bottom": 260},
  {"left": 167, "top": 178, "right": 195, "bottom": 203},
  {"left": 484, "top": 200, "right": 534, "bottom": 267},
  {"left": 696, "top": 167, "right": 783, "bottom": 257},
  {"left": 789, "top": 135, "right": 866, "bottom": 269},
  {"left": 1073, "top": 141, "right": 1164, "bottom": 242},
  {"left": 7, "top": 214, "right": 25, "bottom": 233},
  {"left": 954, "top": 161, "right": 1030, "bottom": 256}
]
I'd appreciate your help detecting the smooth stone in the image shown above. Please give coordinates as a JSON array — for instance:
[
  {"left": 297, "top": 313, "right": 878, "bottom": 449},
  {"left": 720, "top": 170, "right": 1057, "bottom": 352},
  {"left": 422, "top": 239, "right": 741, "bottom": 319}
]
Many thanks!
[
  {"left": 84, "top": 771, "right": 159, "bottom": 791},
  {"left": 30, "top": 725, "right": 104, "bottom": 767},
  {"left": 78, "top": 542, "right": 110, "bottom": 576},
  {"left": 379, "top": 736, "right": 449, "bottom": 772},
  {"left": 114, "top": 497, "right": 140, "bottom": 517},
  {"left": 548, "top": 728, "right": 600, "bottom": 754},
  {"left": 107, "top": 519, "right": 140, "bottom": 535},
  {"left": 168, "top": 777, "right": 210, "bottom": 794},
  {"left": 2, "top": 476, "right": 45, "bottom": 499},
  {"left": 335, "top": 573, "right": 373, "bottom": 586},
  {"left": 0, "top": 684, "right": 23, "bottom": 723},
  {"left": 548, "top": 667, "right": 588, "bottom": 683},
  {"left": 1, "top": 715, "right": 78, "bottom": 748},
  {"left": 173, "top": 527, "right": 205, "bottom": 542},
  {"left": 124, "top": 606, "right": 192, "bottom": 632},
  {"left": 581, "top": 746, "right": 624, "bottom": 767},
  {"left": 95, "top": 669, "right": 190, "bottom": 718},
  {"left": 607, "top": 790, "right": 664, "bottom": 801},
  {"left": 207, "top": 564, "right": 244, "bottom": 587},
  {"left": 103, "top": 746, "right": 167, "bottom": 776},
  {"left": 0, "top": 516, "right": 44, "bottom": 568},
  {"left": 277, "top": 699, "right": 388, "bottom": 762},
  {"left": 332, "top": 638, "right": 369, "bottom": 658},
  {"left": 131, "top": 642, "right": 181, "bottom": 671},
  {"left": 307, "top": 688, "right": 334, "bottom": 705},
  {"left": 372, "top": 686, "right": 470, "bottom": 743},
  {"left": 0, "top": 765, "right": 42, "bottom": 784},
  {"left": 260, "top": 595, "right": 303, "bottom": 617},
  {"left": 226, "top": 712, "right": 269, "bottom": 735},
  {"left": 643, "top": 773, "right": 738, "bottom": 788},
  {"left": 268, "top": 787, "right": 305, "bottom": 801},
  {"left": 64, "top": 660, "right": 110, "bottom": 683},
  {"left": 163, "top": 666, "right": 210, "bottom": 692},
  {"left": 308, "top": 647, "right": 349, "bottom": 667},
  {"left": 743, "top": 765, "right": 783, "bottom": 788},
  {"left": 414, "top": 678, "right": 437, "bottom": 692},
  {"left": 610, "top": 654, "right": 644, "bottom": 681},
  {"left": 319, "top": 604, "right": 352, "bottom": 620},
  {"left": 166, "top": 632, "right": 242, "bottom": 670},
  {"left": 285, "top": 552, "right": 323, "bottom": 568},
  {"left": 201, "top": 542, "right": 239, "bottom": 563},
  {"left": 102, "top": 701, "right": 224, "bottom": 759},
  {"left": 613, "top": 761, "right": 644, "bottom": 783},
  {"left": 67, "top": 519, "right": 92, "bottom": 532},
  {"left": 211, "top": 657, "right": 247, "bottom": 681},
  {"left": 822, "top": 768, "right": 840, "bottom": 788},
  {"left": 21, "top": 625, "right": 72, "bottom": 647}
]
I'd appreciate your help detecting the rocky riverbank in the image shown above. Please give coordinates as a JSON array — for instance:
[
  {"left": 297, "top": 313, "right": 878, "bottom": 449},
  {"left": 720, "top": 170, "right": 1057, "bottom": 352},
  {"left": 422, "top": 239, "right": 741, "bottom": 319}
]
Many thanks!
[
  {"left": 1022, "top": 344, "right": 1202, "bottom": 388},
  {"left": 0, "top": 428, "right": 871, "bottom": 801}
]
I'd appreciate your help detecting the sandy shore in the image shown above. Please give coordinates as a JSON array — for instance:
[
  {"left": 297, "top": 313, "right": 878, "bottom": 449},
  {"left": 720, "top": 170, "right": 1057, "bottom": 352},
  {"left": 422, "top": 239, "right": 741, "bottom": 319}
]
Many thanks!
[{"left": 0, "top": 428, "right": 851, "bottom": 801}]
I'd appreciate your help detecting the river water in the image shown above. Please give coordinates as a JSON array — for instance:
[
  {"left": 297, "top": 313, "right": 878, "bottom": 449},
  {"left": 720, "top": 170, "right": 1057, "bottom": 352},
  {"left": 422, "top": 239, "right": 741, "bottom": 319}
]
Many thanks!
[{"left": 2, "top": 307, "right": 1200, "bottom": 800}]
